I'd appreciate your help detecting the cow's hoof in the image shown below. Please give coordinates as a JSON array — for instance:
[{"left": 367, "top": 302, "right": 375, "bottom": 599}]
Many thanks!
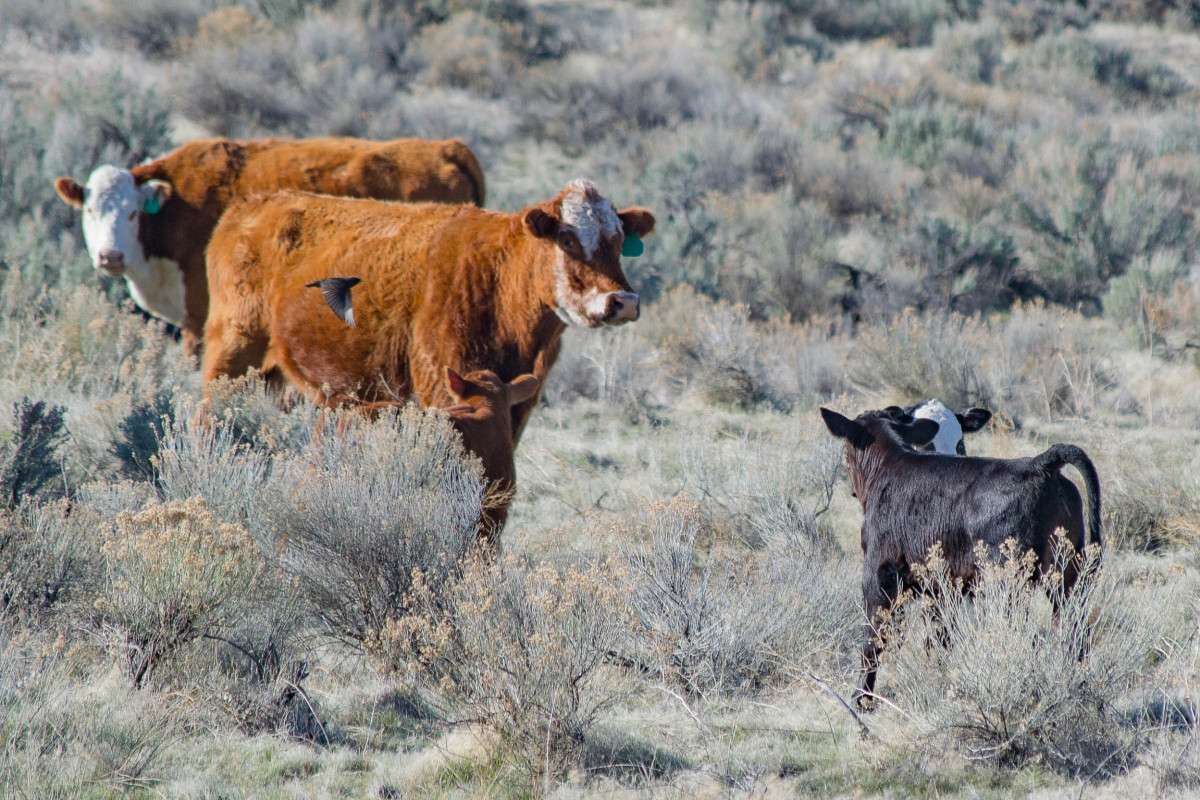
[{"left": 853, "top": 692, "right": 878, "bottom": 713}]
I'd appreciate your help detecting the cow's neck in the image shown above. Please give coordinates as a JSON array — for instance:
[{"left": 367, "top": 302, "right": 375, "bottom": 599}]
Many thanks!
[{"left": 487, "top": 234, "right": 565, "bottom": 374}]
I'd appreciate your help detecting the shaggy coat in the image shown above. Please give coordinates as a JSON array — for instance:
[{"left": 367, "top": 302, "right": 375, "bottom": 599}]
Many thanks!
[
  {"left": 55, "top": 136, "right": 485, "bottom": 355},
  {"left": 202, "top": 180, "right": 654, "bottom": 439},
  {"left": 821, "top": 407, "right": 1101, "bottom": 707}
]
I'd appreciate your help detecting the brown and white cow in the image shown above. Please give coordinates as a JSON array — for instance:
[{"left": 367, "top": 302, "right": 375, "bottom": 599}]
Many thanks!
[
  {"left": 54, "top": 136, "right": 486, "bottom": 356},
  {"left": 202, "top": 179, "right": 654, "bottom": 439},
  {"left": 350, "top": 369, "right": 540, "bottom": 545}
]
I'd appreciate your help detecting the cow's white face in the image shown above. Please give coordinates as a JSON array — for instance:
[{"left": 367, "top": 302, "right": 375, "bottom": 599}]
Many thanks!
[
  {"left": 910, "top": 399, "right": 966, "bottom": 455},
  {"left": 58, "top": 166, "right": 183, "bottom": 325},
  {"left": 77, "top": 166, "right": 158, "bottom": 277},
  {"left": 525, "top": 179, "right": 655, "bottom": 329}
]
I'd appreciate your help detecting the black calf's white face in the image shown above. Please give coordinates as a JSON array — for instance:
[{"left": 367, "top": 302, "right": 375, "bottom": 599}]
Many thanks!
[{"left": 883, "top": 399, "right": 992, "bottom": 455}]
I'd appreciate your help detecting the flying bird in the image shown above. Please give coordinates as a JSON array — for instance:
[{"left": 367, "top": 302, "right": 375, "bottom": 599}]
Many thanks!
[{"left": 306, "top": 277, "right": 362, "bottom": 327}]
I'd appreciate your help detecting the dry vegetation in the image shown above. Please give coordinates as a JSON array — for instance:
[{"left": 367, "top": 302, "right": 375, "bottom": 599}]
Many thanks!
[{"left": 2, "top": 0, "right": 1200, "bottom": 796}]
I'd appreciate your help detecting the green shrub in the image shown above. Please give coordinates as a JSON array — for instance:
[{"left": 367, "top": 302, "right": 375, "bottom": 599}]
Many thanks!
[
  {"left": 0, "top": 399, "right": 68, "bottom": 510},
  {"left": 260, "top": 404, "right": 484, "bottom": 652}
]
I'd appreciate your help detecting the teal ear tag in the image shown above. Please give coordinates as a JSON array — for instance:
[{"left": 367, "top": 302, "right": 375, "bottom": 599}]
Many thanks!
[
  {"left": 142, "top": 196, "right": 161, "bottom": 214},
  {"left": 621, "top": 233, "right": 643, "bottom": 257}
]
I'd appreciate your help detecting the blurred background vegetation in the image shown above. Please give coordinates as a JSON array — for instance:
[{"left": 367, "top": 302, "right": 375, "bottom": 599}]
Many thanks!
[{"left": 3, "top": 1, "right": 1200, "bottom": 797}]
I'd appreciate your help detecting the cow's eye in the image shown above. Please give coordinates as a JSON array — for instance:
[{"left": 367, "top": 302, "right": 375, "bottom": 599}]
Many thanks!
[{"left": 557, "top": 231, "right": 578, "bottom": 251}]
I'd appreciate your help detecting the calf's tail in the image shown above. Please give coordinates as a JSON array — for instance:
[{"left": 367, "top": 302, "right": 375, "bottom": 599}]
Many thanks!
[{"left": 1035, "top": 444, "right": 1102, "bottom": 548}]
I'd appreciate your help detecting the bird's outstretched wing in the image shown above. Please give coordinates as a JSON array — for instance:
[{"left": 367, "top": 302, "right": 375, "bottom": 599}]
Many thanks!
[{"left": 305, "top": 277, "right": 362, "bottom": 327}]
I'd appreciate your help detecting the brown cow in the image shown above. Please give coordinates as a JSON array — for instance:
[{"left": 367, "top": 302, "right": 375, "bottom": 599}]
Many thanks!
[
  {"left": 202, "top": 179, "right": 654, "bottom": 439},
  {"left": 54, "top": 136, "right": 486, "bottom": 356},
  {"left": 350, "top": 369, "right": 540, "bottom": 546}
]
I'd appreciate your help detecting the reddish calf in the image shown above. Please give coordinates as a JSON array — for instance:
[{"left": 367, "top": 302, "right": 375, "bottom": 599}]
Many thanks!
[
  {"left": 55, "top": 136, "right": 485, "bottom": 355},
  {"left": 202, "top": 179, "right": 654, "bottom": 439}
]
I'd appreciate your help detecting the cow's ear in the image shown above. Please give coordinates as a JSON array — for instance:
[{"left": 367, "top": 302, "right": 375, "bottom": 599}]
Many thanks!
[
  {"left": 618, "top": 207, "right": 655, "bottom": 238},
  {"left": 897, "top": 418, "right": 940, "bottom": 448},
  {"left": 957, "top": 407, "right": 992, "bottom": 433},
  {"left": 882, "top": 406, "right": 907, "bottom": 420},
  {"left": 506, "top": 374, "right": 540, "bottom": 406},
  {"left": 55, "top": 177, "right": 84, "bottom": 209},
  {"left": 524, "top": 208, "right": 559, "bottom": 240},
  {"left": 139, "top": 179, "right": 172, "bottom": 214}
]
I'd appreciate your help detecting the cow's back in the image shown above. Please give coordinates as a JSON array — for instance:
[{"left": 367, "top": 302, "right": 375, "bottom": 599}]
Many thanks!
[
  {"left": 205, "top": 191, "right": 478, "bottom": 399},
  {"left": 137, "top": 137, "right": 484, "bottom": 218}
]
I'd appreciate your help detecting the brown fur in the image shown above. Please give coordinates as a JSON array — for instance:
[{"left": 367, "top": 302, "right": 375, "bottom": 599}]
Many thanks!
[
  {"left": 55, "top": 137, "right": 486, "bottom": 355},
  {"left": 202, "top": 184, "right": 654, "bottom": 439}
]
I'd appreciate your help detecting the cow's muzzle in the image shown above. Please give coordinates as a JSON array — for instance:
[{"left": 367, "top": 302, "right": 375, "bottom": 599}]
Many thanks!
[
  {"left": 97, "top": 249, "right": 126, "bottom": 276},
  {"left": 601, "top": 291, "right": 640, "bottom": 324}
]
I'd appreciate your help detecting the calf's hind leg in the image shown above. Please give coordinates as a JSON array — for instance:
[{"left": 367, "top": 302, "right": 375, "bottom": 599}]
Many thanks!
[{"left": 856, "top": 559, "right": 910, "bottom": 709}]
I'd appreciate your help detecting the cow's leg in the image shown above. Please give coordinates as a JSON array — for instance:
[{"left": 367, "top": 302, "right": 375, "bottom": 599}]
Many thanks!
[{"left": 201, "top": 316, "right": 269, "bottom": 391}]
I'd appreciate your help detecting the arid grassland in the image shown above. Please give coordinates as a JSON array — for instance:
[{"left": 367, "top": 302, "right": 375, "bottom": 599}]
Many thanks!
[{"left": 3, "top": 1, "right": 1200, "bottom": 797}]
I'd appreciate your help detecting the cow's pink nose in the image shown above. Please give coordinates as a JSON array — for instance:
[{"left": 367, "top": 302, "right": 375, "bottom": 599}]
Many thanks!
[
  {"left": 606, "top": 291, "right": 640, "bottom": 323},
  {"left": 98, "top": 249, "right": 125, "bottom": 269}
]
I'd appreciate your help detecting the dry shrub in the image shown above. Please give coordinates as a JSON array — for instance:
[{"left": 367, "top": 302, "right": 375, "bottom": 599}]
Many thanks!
[
  {"left": 616, "top": 498, "right": 859, "bottom": 697},
  {"left": 678, "top": 415, "right": 843, "bottom": 554},
  {"left": 849, "top": 309, "right": 990, "bottom": 410},
  {"left": 884, "top": 539, "right": 1168, "bottom": 777},
  {"left": 0, "top": 640, "right": 178, "bottom": 797},
  {"left": 850, "top": 305, "right": 1125, "bottom": 420},
  {"left": 660, "top": 288, "right": 850, "bottom": 409},
  {"left": 0, "top": 500, "right": 101, "bottom": 626},
  {"left": 262, "top": 404, "right": 484, "bottom": 653},
  {"left": 379, "top": 551, "right": 633, "bottom": 784},
  {"left": 153, "top": 399, "right": 272, "bottom": 527},
  {"left": 985, "top": 303, "right": 1124, "bottom": 419},
  {"left": 98, "top": 497, "right": 263, "bottom": 687},
  {"left": 1091, "top": 439, "right": 1200, "bottom": 552}
]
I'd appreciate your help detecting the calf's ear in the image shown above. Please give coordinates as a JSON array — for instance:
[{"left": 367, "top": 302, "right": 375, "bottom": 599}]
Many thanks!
[
  {"left": 897, "top": 418, "right": 940, "bottom": 448},
  {"left": 55, "top": 177, "right": 84, "bottom": 209},
  {"left": 882, "top": 405, "right": 908, "bottom": 420},
  {"left": 445, "top": 368, "right": 472, "bottom": 401},
  {"left": 821, "top": 408, "right": 862, "bottom": 442},
  {"left": 506, "top": 374, "right": 541, "bottom": 406},
  {"left": 524, "top": 208, "right": 559, "bottom": 240},
  {"left": 618, "top": 207, "right": 655, "bottom": 238},
  {"left": 957, "top": 407, "right": 992, "bottom": 432}
]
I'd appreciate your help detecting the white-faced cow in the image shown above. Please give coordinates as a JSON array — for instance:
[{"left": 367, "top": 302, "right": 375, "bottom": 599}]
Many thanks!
[
  {"left": 202, "top": 179, "right": 654, "bottom": 440},
  {"left": 54, "top": 137, "right": 486, "bottom": 356},
  {"left": 821, "top": 406, "right": 1101, "bottom": 708}
]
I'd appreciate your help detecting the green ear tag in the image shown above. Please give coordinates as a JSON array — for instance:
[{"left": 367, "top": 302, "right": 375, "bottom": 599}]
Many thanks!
[
  {"left": 142, "top": 196, "right": 161, "bottom": 214},
  {"left": 621, "top": 233, "right": 643, "bottom": 258}
]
